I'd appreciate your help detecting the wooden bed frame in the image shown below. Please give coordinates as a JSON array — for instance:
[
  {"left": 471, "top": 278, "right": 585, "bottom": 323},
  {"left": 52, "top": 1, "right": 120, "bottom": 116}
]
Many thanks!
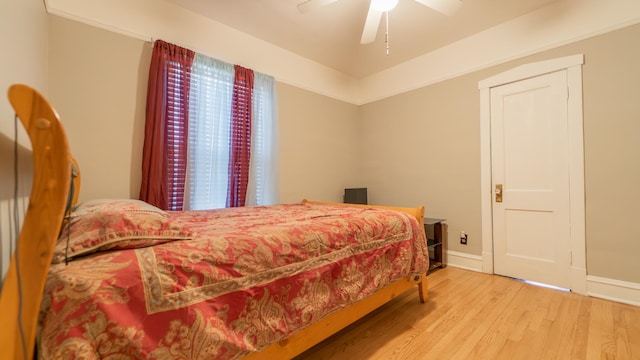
[{"left": 0, "top": 84, "right": 428, "bottom": 359}]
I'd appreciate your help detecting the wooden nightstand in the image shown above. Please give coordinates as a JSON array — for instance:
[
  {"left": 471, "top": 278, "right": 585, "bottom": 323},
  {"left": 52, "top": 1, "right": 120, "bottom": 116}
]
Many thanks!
[{"left": 424, "top": 218, "right": 447, "bottom": 274}]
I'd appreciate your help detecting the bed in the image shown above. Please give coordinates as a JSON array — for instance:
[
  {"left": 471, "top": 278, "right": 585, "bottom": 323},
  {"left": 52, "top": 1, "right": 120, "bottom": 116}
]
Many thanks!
[{"left": 0, "top": 84, "right": 429, "bottom": 359}]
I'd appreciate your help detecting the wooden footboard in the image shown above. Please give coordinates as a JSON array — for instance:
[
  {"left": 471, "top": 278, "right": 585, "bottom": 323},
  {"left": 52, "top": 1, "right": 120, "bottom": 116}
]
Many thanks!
[{"left": 244, "top": 200, "right": 430, "bottom": 359}]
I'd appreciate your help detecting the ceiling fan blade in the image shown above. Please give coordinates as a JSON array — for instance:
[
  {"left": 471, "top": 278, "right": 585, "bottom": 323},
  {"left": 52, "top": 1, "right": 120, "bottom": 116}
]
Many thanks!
[
  {"left": 414, "top": 0, "right": 462, "bottom": 16},
  {"left": 297, "top": 0, "right": 340, "bottom": 13},
  {"left": 360, "top": 3, "right": 383, "bottom": 44}
]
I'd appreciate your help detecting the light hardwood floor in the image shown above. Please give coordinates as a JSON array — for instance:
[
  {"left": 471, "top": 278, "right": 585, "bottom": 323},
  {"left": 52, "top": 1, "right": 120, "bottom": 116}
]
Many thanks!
[{"left": 295, "top": 267, "right": 640, "bottom": 359}]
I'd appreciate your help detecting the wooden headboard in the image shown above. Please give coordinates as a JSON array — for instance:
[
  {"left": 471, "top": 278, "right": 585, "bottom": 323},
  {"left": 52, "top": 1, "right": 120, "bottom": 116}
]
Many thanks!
[{"left": 0, "top": 84, "right": 75, "bottom": 359}]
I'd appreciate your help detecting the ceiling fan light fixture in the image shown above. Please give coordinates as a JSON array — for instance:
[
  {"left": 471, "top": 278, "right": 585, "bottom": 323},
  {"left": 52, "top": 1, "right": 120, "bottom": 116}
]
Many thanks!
[{"left": 371, "top": 0, "right": 399, "bottom": 12}]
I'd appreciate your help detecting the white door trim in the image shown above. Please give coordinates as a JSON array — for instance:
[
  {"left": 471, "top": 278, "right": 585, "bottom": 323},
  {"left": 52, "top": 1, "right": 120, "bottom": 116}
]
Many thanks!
[{"left": 478, "top": 54, "right": 587, "bottom": 294}]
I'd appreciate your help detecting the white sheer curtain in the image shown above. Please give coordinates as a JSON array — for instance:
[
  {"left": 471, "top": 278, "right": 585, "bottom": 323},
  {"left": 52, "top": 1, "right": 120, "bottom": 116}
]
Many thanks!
[
  {"left": 184, "top": 54, "right": 278, "bottom": 210},
  {"left": 246, "top": 72, "right": 279, "bottom": 206},
  {"left": 184, "top": 55, "right": 234, "bottom": 210}
]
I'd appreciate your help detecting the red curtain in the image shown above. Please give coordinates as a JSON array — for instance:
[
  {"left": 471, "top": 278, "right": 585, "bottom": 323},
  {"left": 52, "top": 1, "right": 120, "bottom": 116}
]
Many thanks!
[
  {"left": 139, "top": 40, "right": 194, "bottom": 210},
  {"left": 227, "top": 65, "right": 254, "bottom": 207}
]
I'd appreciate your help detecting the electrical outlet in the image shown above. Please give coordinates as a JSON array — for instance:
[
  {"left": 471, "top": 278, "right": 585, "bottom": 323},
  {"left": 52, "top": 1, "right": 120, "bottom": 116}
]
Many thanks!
[{"left": 460, "top": 231, "right": 468, "bottom": 245}]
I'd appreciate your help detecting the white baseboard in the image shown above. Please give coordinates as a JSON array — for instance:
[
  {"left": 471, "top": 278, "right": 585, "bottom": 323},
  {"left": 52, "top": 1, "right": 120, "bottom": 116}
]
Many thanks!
[
  {"left": 445, "top": 251, "right": 640, "bottom": 307},
  {"left": 587, "top": 275, "right": 640, "bottom": 307},
  {"left": 445, "top": 250, "right": 483, "bottom": 272}
]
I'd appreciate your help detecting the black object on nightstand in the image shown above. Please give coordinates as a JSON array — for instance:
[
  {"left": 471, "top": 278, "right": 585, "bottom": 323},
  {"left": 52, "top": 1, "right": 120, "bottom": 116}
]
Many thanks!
[
  {"left": 424, "top": 217, "right": 447, "bottom": 274},
  {"left": 344, "top": 187, "right": 367, "bottom": 205}
]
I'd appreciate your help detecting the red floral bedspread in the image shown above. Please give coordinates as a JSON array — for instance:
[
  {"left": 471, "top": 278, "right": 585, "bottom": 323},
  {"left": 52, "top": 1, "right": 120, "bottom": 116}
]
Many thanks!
[{"left": 39, "top": 203, "right": 428, "bottom": 359}]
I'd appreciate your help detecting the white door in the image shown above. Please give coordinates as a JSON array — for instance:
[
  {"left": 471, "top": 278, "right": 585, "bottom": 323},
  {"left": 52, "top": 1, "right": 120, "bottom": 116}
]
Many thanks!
[{"left": 491, "top": 70, "right": 571, "bottom": 289}]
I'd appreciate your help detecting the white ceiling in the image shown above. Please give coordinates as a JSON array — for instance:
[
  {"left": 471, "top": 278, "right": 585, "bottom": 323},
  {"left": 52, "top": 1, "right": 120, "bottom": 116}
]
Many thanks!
[{"left": 168, "top": 0, "right": 560, "bottom": 78}]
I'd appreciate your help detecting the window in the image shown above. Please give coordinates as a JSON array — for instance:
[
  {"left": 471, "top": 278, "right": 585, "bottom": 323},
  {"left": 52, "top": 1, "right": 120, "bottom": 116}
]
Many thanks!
[{"left": 140, "top": 40, "right": 278, "bottom": 211}]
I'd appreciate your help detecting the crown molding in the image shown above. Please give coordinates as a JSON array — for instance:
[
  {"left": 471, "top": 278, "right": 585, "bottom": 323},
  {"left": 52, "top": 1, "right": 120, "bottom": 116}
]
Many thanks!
[{"left": 45, "top": 0, "right": 640, "bottom": 105}]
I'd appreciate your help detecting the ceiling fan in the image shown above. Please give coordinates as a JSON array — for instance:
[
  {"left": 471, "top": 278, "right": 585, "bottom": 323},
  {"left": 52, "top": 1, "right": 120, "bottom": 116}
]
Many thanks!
[{"left": 297, "top": 0, "right": 463, "bottom": 45}]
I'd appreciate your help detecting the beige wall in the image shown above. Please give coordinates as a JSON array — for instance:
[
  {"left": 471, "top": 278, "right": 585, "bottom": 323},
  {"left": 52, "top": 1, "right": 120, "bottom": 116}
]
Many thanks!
[
  {"left": 48, "top": 15, "right": 150, "bottom": 202},
  {"left": 578, "top": 24, "right": 640, "bottom": 283},
  {"left": 0, "top": 0, "right": 49, "bottom": 279},
  {"left": 360, "top": 72, "right": 481, "bottom": 253},
  {"left": 47, "top": 16, "right": 361, "bottom": 206},
  {"left": 44, "top": 16, "right": 640, "bottom": 284},
  {"left": 361, "top": 23, "right": 640, "bottom": 283},
  {"left": 0, "top": 0, "right": 49, "bottom": 141},
  {"left": 278, "top": 83, "right": 361, "bottom": 204}
]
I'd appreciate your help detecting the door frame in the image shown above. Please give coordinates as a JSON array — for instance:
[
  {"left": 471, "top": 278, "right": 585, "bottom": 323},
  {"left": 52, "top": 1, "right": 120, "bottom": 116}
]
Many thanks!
[{"left": 478, "top": 54, "right": 587, "bottom": 294}]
